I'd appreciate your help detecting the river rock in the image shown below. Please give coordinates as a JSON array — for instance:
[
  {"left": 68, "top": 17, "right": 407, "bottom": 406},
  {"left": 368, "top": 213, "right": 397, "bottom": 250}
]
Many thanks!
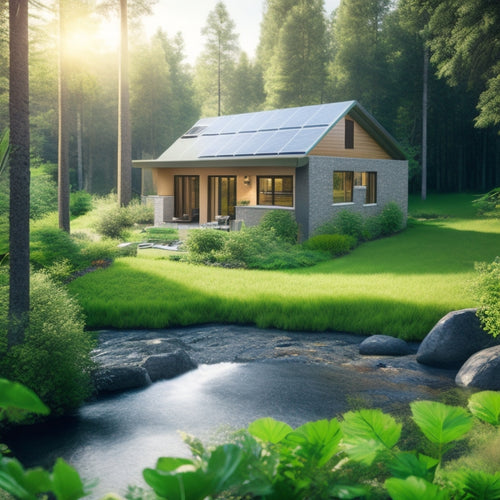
[
  {"left": 359, "top": 335, "right": 412, "bottom": 356},
  {"left": 93, "top": 366, "right": 152, "bottom": 394},
  {"left": 141, "top": 349, "right": 197, "bottom": 382},
  {"left": 416, "top": 309, "right": 500, "bottom": 369},
  {"left": 455, "top": 345, "right": 500, "bottom": 390}
]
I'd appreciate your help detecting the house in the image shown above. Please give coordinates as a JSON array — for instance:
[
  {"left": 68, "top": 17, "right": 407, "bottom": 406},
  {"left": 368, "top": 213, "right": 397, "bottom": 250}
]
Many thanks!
[{"left": 133, "top": 100, "right": 408, "bottom": 240}]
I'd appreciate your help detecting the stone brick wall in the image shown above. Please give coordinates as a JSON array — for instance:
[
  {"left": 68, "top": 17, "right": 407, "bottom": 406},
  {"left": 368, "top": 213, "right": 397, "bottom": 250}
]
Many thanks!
[
  {"left": 235, "top": 205, "right": 295, "bottom": 228},
  {"left": 302, "top": 156, "right": 408, "bottom": 237}
]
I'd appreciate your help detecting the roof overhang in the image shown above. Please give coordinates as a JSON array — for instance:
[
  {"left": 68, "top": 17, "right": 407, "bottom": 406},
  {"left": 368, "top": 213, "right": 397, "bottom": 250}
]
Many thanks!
[{"left": 133, "top": 155, "right": 310, "bottom": 169}]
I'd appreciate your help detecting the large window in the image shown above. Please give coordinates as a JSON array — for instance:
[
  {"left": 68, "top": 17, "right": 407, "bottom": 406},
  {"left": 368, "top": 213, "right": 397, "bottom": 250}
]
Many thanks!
[
  {"left": 257, "top": 176, "right": 293, "bottom": 206},
  {"left": 333, "top": 171, "right": 353, "bottom": 203},
  {"left": 354, "top": 172, "right": 377, "bottom": 204}
]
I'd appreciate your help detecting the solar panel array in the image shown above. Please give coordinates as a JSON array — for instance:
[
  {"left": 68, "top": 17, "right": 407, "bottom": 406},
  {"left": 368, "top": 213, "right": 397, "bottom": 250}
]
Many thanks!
[{"left": 178, "top": 101, "right": 355, "bottom": 159}]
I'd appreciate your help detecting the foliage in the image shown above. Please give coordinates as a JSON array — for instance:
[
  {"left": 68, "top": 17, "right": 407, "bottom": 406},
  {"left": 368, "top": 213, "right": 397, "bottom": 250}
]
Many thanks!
[
  {"left": 472, "top": 258, "right": 500, "bottom": 338},
  {"left": 303, "top": 233, "right": 356, "bottom": 256},
  {"left": 93, "top": 205, "right": 134, "bottom": 239},
  {"left": 0, "top": 272, "right": 95, "bottom": 416},
  {"left": 258, "top": 210, "right": 299, "bottom": 245},
  {"left": 186, "top": 229, "right": 228, "bottom": 261},
  {"left": 29, "top": 174, "right": 57, "bottom": 220},
  {"left": 473, "top": 188, "right": 500, "bottom": 216},
  {"left": 379, "top": 202, "right": 405, "bottom": 236},
  {"left": 143, "top": 227, "right": 178, "bottom": 243},
  {"left": 69, "top": 191, "right": 93, "bottom": 217},
  {"left": 30, "top": 226, "right": 83, "bottom": 270},
  {"left": 126, "top": 199, "right": 154, "bottom": 225}
]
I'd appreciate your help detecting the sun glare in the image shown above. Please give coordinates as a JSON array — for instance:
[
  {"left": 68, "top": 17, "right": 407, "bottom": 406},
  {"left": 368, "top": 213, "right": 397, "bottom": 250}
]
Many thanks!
[{"left": 65, "top": 18, "right": 120, "bottom": 55}]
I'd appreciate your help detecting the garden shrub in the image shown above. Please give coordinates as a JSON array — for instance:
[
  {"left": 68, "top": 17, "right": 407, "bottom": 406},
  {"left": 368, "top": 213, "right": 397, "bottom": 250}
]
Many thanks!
[
  {"left": 258, "top": 210, "right": 299, "bottom": 244},
  {"left": 127, "top": 199, "right": 154, "bottom": 225},
  {"left": 362, "top": 215, "right": 383, "bottom": 240},
  {"left": 30, "top": 174, "right": 57, "bottom": 220},
  {"left": 473, "top": 257, "right": 500, "bottom": 337},
  {"left": 0, "top": 271, "right": 95, "bottom": 416},
  {"left": 186, "top": 229, "right": 228, "bottom": 259},
  {"left": 70, "top": 190, "right": 93, "bottom": 217},
  {"left": 379, "top": 201, "right": 404, "bottom": 235},
  {"left": 334, "top": 209, "right": 364, "bottom": 241},
  {"left": 30, "top": 226, "right": 83, "bottom": 269},
  {"left": 93, "top": 205, "right": 134, "bottom": 239},
  {"left": 303, "top": 233, "right": 356, "bottom": 256}
]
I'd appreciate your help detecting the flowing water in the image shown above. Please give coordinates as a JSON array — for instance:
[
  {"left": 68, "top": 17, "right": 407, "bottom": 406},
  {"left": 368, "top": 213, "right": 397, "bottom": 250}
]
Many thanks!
[{"left": 6, "top": 359, "right": 456, "bottom": 498}]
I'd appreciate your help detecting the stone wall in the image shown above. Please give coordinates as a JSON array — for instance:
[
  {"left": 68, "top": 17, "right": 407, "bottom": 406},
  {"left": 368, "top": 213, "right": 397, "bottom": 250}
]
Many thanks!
[
  {"left": 235, "top": 205, "right": 295, "bottom": 228},
  {"left": 143, "top": 195, "right": 174, "bottom": 225}
]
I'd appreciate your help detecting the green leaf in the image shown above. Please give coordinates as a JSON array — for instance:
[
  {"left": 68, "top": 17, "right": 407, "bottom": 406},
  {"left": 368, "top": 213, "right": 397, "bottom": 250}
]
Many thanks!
[
  {"left": 285, "top": 419, "right": 342, "bottom": 466},
  {"left": 0, "top": 379, "right": 50, "bottom": 415},
  {"left": 248, "top": 417, "right": 293, "bottom": 444},
  {"left": 461, "top": 470, "right": 500, "bottom": 499},
  {"left": 411, "top": 400, "right": 473, "bottom": 445},
  {"left": 50, "top": 459, "right": 87, "bottom": 500},
  {"left": 341, "top": 409, "right": 401, "bottom": 464},
  {"left": 387, "top": 452, "right": 439, "bottom": 481},
  {"left": 329, "top": 483, "right": 370, "bottom": 499},
  {"left": 0, "top": 470, "right": 32, "bottom": 500},
  {"left": 155, "top": 457, "right": 196, "bottom": 473},
  {"left": 143, "top": 468, "right": 212, "bottom": 500},
  {"left": 385, "top": 476, "right": 451, "bottom": 500},
  {"left": 206, "top": 444, "right": 243, "bottom": 492},
  {"left": 468, "top": 391, "right": 500, "bottom": 426}
]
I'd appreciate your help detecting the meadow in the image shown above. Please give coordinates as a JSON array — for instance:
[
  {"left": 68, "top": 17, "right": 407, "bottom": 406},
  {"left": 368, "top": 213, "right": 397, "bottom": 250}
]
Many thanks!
[{"left": 68, "top": 194, "right": 500, "bottom": 340}]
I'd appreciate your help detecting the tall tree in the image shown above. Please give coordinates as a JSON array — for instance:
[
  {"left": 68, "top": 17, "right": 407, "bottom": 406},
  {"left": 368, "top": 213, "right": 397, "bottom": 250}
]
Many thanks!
[
  {"left": 426, "top": 0, "right": 500, "bottom": 129},
  {"left": 194, "top": 1, "right": 239, "bottom": 117},
  {"left": 262, "top": 0, "right": 327, "bottom": 108},
  {"left": 8, "top": 0, "right": 30, "bottom": 347}
]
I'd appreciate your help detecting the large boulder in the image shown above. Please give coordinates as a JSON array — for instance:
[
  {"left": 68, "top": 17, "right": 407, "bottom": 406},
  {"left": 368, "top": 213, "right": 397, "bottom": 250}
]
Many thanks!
[
  {"left": 141, "top": 349, "right": 197, "bottom": 382},
  {"left": 416, "top": 309, "right": 500, "bottom": 369},
  {"left": 359, "top": 335, "right": 412, "bottom": 356},
  {"left": 93, "top": 366, "right": 152, "bottom": 394},
  {"left": 455, "top": 345, "right": 500, "bottom": 390}
]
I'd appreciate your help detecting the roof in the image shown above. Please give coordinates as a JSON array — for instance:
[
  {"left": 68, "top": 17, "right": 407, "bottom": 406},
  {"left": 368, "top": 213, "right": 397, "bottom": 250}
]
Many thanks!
[{"left": 133, "top": 100, "right": 406, "bottom": 168}]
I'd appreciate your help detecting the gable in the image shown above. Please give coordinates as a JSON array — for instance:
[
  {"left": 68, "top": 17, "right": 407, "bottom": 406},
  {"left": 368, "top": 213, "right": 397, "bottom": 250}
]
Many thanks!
[{"left": 310, "top": 115, "right": 392, "bottom": 159}]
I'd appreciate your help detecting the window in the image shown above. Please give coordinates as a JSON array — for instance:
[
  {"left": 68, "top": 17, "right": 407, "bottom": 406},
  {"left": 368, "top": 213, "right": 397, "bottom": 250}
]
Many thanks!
[
  {"left": 345, "top": 119, "right": 354, "bottom": 149},
  {"left": 353, "top": 172, "right": 377, "bottom": 204},
  {"left": 257, "top": 176, "right": 293, "bottom": 206},
  {"left": 333, "top": 171, "right": 353, "bottom": 203}
]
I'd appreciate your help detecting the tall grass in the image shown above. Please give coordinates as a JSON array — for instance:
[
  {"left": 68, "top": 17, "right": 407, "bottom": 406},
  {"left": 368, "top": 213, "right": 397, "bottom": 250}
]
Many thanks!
[{"left": 68, "top": 194, "right": 500, "bottom": 340}]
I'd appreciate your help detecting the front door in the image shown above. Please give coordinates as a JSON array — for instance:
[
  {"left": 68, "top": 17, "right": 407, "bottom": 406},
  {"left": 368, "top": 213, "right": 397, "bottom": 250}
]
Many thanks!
[
  {"left": 174, "top": 175, "right": 199, "bottom": 220},
  {"left": 208, "top": 176, "right": 236, "bottom": 221}
]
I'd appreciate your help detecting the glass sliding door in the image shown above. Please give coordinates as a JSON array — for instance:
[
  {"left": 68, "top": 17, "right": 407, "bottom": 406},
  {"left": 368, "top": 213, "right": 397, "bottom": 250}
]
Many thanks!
[
  {"left": 174, "top": 175, "right": 199, "bottom": 220},
  {"left": 208, "top": 176, "right": 236, "bottom": 221}
]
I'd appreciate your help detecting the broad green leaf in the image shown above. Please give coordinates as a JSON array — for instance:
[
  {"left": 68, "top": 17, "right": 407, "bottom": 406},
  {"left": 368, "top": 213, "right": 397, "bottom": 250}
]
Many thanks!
[
  {"left": 248, "top": 417, "right": 293, "bottom": 444},
  {"left": 330, "top": 483, "right": 369, "bottom": 499},
  {"left": 456, "top": 470, "right": 500, "bottom": 500},
  {"left": 0, "top": 470, "right": 32, "bottom": 500},
  {"left": 206, "top": 444, "right": 243, "bottom": 492},
  {"left": 155, "top": 457, "right": 195, "bottom": 473},
  {"left": 285, "top": 419, "right": 342, "bottom": 466},
  {"left": 50, "top": 458, "right": 87, "bottom": 500},
  {"left": 468, "top": 391, "right": 500, "bottom": 426},
  {"left": 143, "top": 468, "right": 212, "bottom": 500},
  {"left": 0, "top": 379, "right": 49, "bottom": 415},
  {"left": 387, "top": 452, "right": 439, "bottom": 481},
  {"left": 385, "top": 476, "right": 451, "bottom": 500},
  {"left": 341, "top": 409, "right": 401, "bottom": 464},
  {"left": 411, "top": 400, "right": 473, "bottom": 445}
]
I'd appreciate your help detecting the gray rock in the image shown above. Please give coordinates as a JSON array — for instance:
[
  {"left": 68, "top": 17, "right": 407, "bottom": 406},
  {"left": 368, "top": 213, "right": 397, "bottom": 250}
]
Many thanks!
[
  {"left": 141, "top": 349, "right": 197, "bottom": 382},
  {"left": 416, "top": 309, "right": 500, "bottom": 369},
  {"left": 455, "top": 345, "right": 500, "bottom": 390},
  {"left": 93, "top": 366, "right": 152, "bottom": 394},
  {"left": 359, "top": 335, "right": 412, "bottom": 356}
]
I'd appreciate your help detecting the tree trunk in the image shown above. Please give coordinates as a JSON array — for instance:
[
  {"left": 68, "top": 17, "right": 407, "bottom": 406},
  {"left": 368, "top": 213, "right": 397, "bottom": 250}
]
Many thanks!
[
  {"left": 421, "top": 47, "right": 428, "bottom": 201},
  {"left": 117, "top": 0, "right": 132, "bottom": 206},
  {"left": 58, "top": 0, "right": 70, "bottom": 232},
  {"left": 77, "top": 110, "right": 83, "bottom": 191},
  {"left": 8, "top": 0, "right": 30, "bottom": 347}
]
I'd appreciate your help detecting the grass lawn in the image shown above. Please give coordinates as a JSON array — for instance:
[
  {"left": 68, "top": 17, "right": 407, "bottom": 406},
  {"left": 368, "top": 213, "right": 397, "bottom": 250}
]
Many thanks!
[{"left": 68, "top": 193, "right": 500, "bottom": 340}]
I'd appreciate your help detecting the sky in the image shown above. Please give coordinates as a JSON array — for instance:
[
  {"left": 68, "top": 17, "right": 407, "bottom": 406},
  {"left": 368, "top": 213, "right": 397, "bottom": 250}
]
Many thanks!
[{"left": 141, "top": 0, "right": 341, "bottom": 65}]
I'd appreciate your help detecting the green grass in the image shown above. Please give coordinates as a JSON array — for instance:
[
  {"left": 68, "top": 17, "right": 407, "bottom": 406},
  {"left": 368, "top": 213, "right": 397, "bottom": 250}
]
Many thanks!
[{"left": 68, "top": 193, "right": 500, "bottom": 340}]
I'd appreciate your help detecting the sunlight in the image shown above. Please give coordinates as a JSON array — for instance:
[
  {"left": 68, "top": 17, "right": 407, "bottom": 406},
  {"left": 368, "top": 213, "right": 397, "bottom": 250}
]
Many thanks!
[{"left": 64, "top": 18, "right": 120, "bottom": 55}]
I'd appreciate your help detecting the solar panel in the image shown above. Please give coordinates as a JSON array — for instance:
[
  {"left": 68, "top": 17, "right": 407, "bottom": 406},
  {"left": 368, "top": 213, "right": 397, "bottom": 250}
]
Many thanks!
[
  {"left": 303, "top": 102, "right": 354, "bottom": 127},
  {"left": 255, "top": 129, "right": 300, "bottom": 155},
  {"left": 234, "top": 131, "right": 276, "bottom": 156},
  {"left": 280, "top": 104, "right": 324, "bottom": 129},
  {"left": 239, "top": 110, "right": 274, "bottom": 133},
  {"left": 279, "top": 126, "right": 329, "bottom": 154},
  {"left": 218, "top": 113, "right": 253, "bottom": 134},
  {"left": 257, "top": 107, "right": 300, "bottom": 131},
  {"left": 202, "top": 115, "right": 238, "bottom": 135},
  {"left": 213, "top": 132, "right": 254, "bottom": 156},
  {"left": 198, "top": 134, "right": 229, "bottom": 157}
]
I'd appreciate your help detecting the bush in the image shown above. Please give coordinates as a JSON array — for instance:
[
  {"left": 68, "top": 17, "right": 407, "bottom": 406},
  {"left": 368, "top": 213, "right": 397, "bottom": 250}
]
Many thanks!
[
  {"left": 0, "top": 271, "right": 95, "bottom": 416},
  {"left": 186, "top": 229, "right": 228, "bottom": 259},
  {"left": 30, "top": 226, "right": 83, "bottom": 269},
  {"left": 93, "top": 205, "right": 134, "bottom": 239},
  {"left": 127, "top": 199, "right": 154, "bottom": 225},
  {"left": 473, "top": 188, "right": 500, "bottom": 216},
  {"left": 258, "top": 210, "right": 299, "bottom": 244},
  {"left": 79, "top": 239, "right": 122, "bottom": 265},
  {"left": 379, "top": 201, "right": 404, "bottom": 235},
  {"left": 70, "top": 191, "right": 93, "bottom": 217},
  {"left": 334, "top": 210, "right": 364, "bottom": 241},
  {"left": 362, "top": 215, "right": 383, "bottom": 240},
  {"left": 303, "top": 234, "right": 357, "bottom": 256},
  {"left": 30, "top": 174, "right": 57, "bottom": 220},
  {"left": 473, "top": 257, "right": 500, "bottom": 337}
]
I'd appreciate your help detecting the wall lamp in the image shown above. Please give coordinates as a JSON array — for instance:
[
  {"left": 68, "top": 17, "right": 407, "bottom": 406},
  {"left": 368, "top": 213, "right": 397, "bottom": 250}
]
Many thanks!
[{"left": 243, "top": 175, "right": 251, "bottom": 185}]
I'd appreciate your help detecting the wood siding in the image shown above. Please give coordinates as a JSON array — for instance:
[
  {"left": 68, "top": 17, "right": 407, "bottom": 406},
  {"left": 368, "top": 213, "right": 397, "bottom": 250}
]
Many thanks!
[{"left": 310, "top": 115, "right": 392, "bottom": 159}]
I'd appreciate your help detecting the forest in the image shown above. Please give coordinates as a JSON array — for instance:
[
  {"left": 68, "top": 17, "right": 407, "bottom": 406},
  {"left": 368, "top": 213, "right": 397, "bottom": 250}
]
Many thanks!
[{"left": 0, "top": 0, "right": 499, "bottom": 197}]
